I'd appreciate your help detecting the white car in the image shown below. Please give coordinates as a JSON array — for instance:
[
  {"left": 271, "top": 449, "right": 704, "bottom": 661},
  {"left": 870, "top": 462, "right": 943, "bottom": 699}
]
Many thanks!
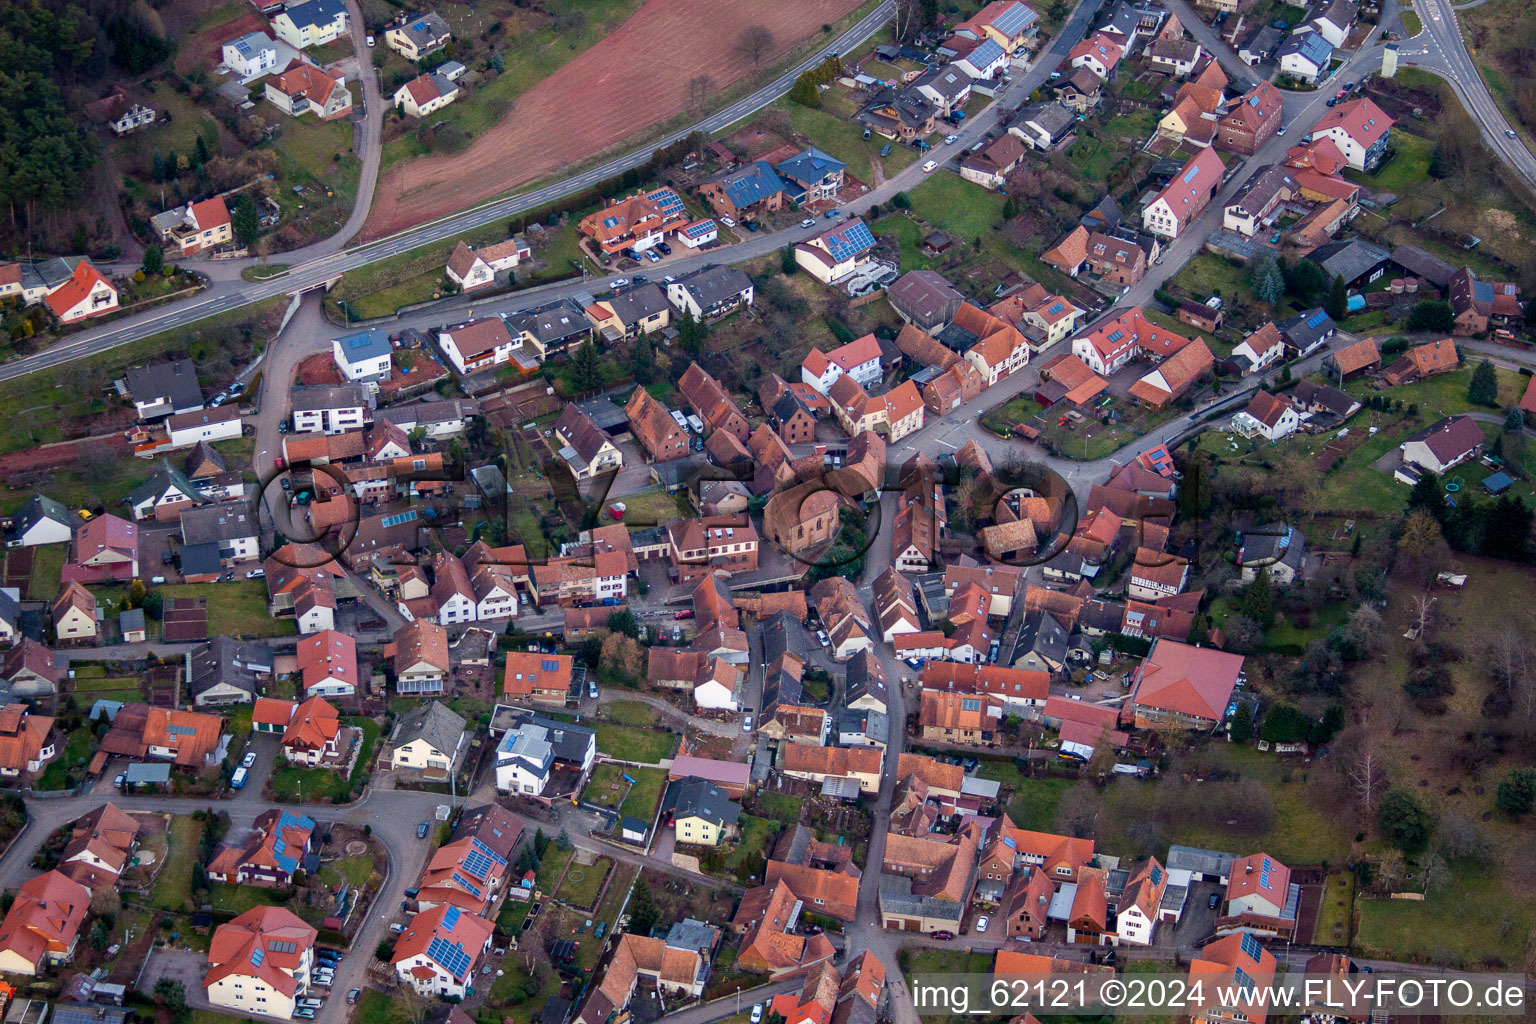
[
  {"left": 610, "top": 278, "right": 629, "bottom": 288},
  {"left": 752, "top": 1006, "right": 764, "bottom": 1024},
  {"left": 245, "top": 568, "right": 265, "bottom": 579},
  {"left": 365, "top": 34, "right": 375, "bottom": 47},
  {"left": 742, "top": 715, "right": 754, "bottom": 733},
  {"left": 944, "top": 134, "right": 958, "bottom": 145},
  {"left": 976, "top": 916, "right": 990, "bottom": 933},
  {"left": 720, "top": 216, "right": 737, "bottom": 228},
  {"left": 800, "top": 218, "right": 816, "bottom": 228},
  {"left": 242, "top": 752, "right": 256, "bottom": 769},
  {"left": 922, "top": 159, "right": 938, "bottom": 172}
]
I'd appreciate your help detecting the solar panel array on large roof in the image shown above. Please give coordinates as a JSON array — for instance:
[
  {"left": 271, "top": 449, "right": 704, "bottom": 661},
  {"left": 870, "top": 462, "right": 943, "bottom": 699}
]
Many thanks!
[
  {"left": 647, "top": 188, "right": 685, "bottom": 219},
  {"left": 427, "top": 936, "right": 473, "bottom": 979},
  {"left": 990, "top": 1, "right": 1037, "bottom": 35},
  {"left": 1239, "top": 932, "right": 1262, "bottom": 962},
  {"left": 822, "top": 221, "right": 876, "bottom": 261}
]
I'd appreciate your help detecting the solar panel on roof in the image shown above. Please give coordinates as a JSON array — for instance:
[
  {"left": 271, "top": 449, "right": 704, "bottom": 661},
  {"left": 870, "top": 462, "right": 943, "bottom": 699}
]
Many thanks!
[
  {"left": 1235, "top": 967, "right": 1256, "bottom": 994},
  {"left": 381, "top": 510, "right": 419, "bottom": 528},
  {"left": 1183, "top": 164, "right": 1200, "bottom": 184},
  {"left": 427, "top": 936, "right": 474, "bottom": 979},
  {"left": 470, "top": 837, "right": 507, "bottom": 865},
  {"left": 1150, "top": 864, "right": 1163, "bottom": 885},
  {"left": 451, "top": 871, "right": 483, "bottom": 898},
  {"left": 542, "top": 659, "right": 559, "bottom": 671},
  {"left": 1239, "top": 932, "right": 1263, "bottom": 962},
  {"left": 270, "top": 940, "right": 296, "bottom": 954},
  {"left": 251, "top": 948, "right": 265, "bottom": 966},
  {"left": 462, "top": 849, "right": 494, "bottom": 878},
  {"left": 168, "top": 724, "right": 195, "bottom": 737},
  {"left": 1306, "top": 311, "right": 1328, "bottom": 328},
  {"left": 443, "top": 905, "right": 461, "bottom": 929}
]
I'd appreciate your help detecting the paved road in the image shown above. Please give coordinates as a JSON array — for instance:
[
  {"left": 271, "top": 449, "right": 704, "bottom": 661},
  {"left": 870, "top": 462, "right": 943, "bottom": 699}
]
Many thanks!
[
  {"left": 1392, "top": 0, "right": 1536, "bottom": 192},
  {"left": 0, "top": 2, "right": 898, "bottom": 385},
  {"left": 1159, "top": 0, "right": 1259, "bottom": 87}
]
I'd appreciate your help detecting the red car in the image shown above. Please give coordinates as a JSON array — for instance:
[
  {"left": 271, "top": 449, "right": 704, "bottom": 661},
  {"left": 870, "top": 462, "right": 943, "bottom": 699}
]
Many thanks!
[
  {"left": 674, "top": 609, "right": 694, "bottom": 620},
  {"left": 274, "top": 456, "right": 285, "bottom": 468}
]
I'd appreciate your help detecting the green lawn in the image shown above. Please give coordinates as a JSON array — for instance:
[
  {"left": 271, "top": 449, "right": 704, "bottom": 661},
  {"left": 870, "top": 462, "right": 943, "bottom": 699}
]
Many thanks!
[
  {"left": 1344, "top": 130, "right": 1434, "bottom": 193},
  {"left": 780, "top": 97, "right": 917, "bottom": 184},
  {"left": 318, "top": 855, "right": 374, "bottom": 887},
  {"left": 150, "top": 815, "right": 203, "bottom": 912},
  {"left": 979, "top": 395, "right": 1044, "bottom": 436},
  {"left": 26, "top": 545, "right": 65, "bottom": 601},
  {"left": 328, "top": 219, "right": 588, "bottom": 321},
  {"left": 535, "top": 842, "right": 575, "bottom": 891},
  {"left": 1172, "top": 252, "right": 1257, "bottom": 308},
  {"left": 722, "top": 815, "right": 781, "bottom": 877},
  {"left": 554, "top": 854, "right": 611, "bottom": 908},
  {"left": 35, "top": 726, "right": 94, "bottom": 791},
  {"left": 620, "top": 767, "right": 668, "bottom": 820},
  {"left": 1003, "top": 775, "right": 1075, "bottom": 833},
  {"left": 1357, "top": 866, "right": 1534, "bottom": 968},
  {"left": 905, "top": 171, "right": 1007, "bottom": 244},
  {"left": 1400, "top": 9, "right": 1422, "bottom": 35},
  {"left": 604, "top": 700, "right": 657, "bottom": 726},
  {"left": 264, "top": 115, "right": 363, "bottom": 246},
  {"left": 156, "top": 581, "right": 296, "bottom": 639},
  {"left": 1314, "top": 869, "right": 1355, "bottom": 946},
  {"left": 593, "top": 722, "right": 677, "bottom": 763},
  {"left": 270, "top": 716, "right": 378, "bottom": 801},
  {"left": 1038, "top": 416, "right": 1139, "bottom": 461},
  {"left": 0, "top": 297, "right": 286, "bottom": 457}
]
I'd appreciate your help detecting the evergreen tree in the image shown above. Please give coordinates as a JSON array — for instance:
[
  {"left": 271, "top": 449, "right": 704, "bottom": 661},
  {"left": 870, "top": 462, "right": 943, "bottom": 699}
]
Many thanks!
[
  {"left": 194, "top": 133, "right": 211, "bottom": 167},
  {"left": 1242, "top": 569, "right": 1274, "bottom": 629},
  {"left": 1468, "top": 359, "right": 1499, "bottom": 406},
  {"left": 1002, "top": 197, "right": 1017, "bottom": 219},
  {"left": 1253, "top": 255, "right": 1284, "bottom": 308},
  {"left": 151, "top": 149, "right": 166, "bottom": 182},
  {"left": 678, "top": 306, "right": 706, "bottom": 352},
  {"left": 141, "top": 244, "right": 164, "bottom": 276},
  {"left": 571, "top": 340, "right": 603, "bottom": 391},
  {"left": 780, "top": 244, "right": 797, "bottom": 275},
  {"left": 1405, "top": 469, "right": 1444, "bottom": 519},
  {"left": 231, "top": 193, "right": 260, "bottom": 247},
  {"left": 630, "top": 332, "right": 653, "bottom": 385},
  {"left": 1325, "top": 274, "right": 1348, "bottom": 321},
  {"left": 1377, "top": 787, "right": 1434, "bottom": 854},
  {"left": 628, "top": 877, "right": 660, "bottom": 935},
  {"left": 788, "top": 73, "right": 820, "bottom": 108},
  {"left": 1504, "top": 407, "right": 1525, "bottom": 432}
]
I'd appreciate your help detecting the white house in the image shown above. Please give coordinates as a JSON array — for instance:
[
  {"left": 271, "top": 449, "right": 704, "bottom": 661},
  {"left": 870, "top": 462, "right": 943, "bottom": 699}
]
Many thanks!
[
  {"left": 1230, "top": 391, "right": 1300, "bottom": 442},
  {"left": 44, "top": 261, "right": 117, "bottom": 324},
  {"left": 693, "top": 658, "right": 740, "bottom": 711},
  {"left": 221, "top": 31, "right": 281, "bottom": 81},
  {"left": 1277, "top": 29, "right": 1333, "bottom": 84},
  {"left": 431, "top": 552, "right": 477, "bottom": 625},
  {"left": 1305, "top": 0, "right": 1357, "bottom": 47},
  {"left": 493, "top": 721, "right": 555, "bottom": 795},
  {"left": 168, "top": 407, "right": 243, "bottom": 448},
  {"left": 112, "top": 104, "right": 156, "bottom": 135},
  {"left": 666, "top": 265, "right": 755, "bottom": 320},
  {"left": 675, "top": 219, "right": 718, "bottom": 249},
  {"left": 954, "top": 38, "right": 1008, "bottom": 79},
  {"left": 794, "top": 219, "right": 879, "bottom": 286},
  {"left": 6, "top": 495, "right": 77, "bottom": 548},
  {"left": 394, "top": 72, "right": 459, "bottom": 118},
  {"left": 181, "top": 505, "right": 261, "bottom": 565},
  {"left": 445, "top": 237, "right": 530, "bottom": 291},
  {"left": 437, "top": 318, "right": 522, "bottom": 375},
  {"left": 331, "top": 328, "right": 394, "bottom": 382},
  {"left": 290, "top": 384, "right": 369, "bottom": 435},
  {"left": 1310, "top": 97, "right": 1395, "bottom": 171},
  {"left": 204, "top": 906, "right": 316, "bottom": 1021},
  {"left": 1400, "top": 415, "right": 1485, "bottom": 475},
  {"left": 1231, "top": 323, "right": 1284, "bottom": 374},
  {"left": 264, "top": 63, "right": 353, "bottom": 120},
  {"left": 391, "top": 904, "right": 493, "bottom": 999},
  {"left": 389, "top": 702, "right": 466, "bottom": 773},
  {"left": 799, "top": 333, "right": 883, "bottom": 395},
  {"left": 1141, "top": 148, "right": 1225, "bottom": 240},
  {"left": 272, "top": 0, "right": 349, "bottom": 48}
]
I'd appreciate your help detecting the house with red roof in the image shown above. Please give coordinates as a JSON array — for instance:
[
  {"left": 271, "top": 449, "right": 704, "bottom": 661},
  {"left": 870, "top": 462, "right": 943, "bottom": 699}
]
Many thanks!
[
  {"left": 1069, "top": 34, "right": 1124, "bottom": 79},
  {"left": 1071, "top": 307, "right": 1198, "bottom": 377},
  {"left": 264, "top": 61, "right": 353, "bottom": 120},
  {"left": 801, "top": 334, "right": 884, "bottom": 394},
  {"left": 1142, "top": 148, "right": 1225, "bottom": 239},
  {"left": 393, "top": 72, "right": 460, "bottom": 118},
  {"left": 1221, "top": 852, "right": 1299, "bottom": 939},
  {"left": 207, "top": 808, "right": 315, "bottom": 887},
  {"left": 1187, "top": 931, "right": 1278, "bottom": 1024},
  {"left": 1129, "top": 638, "right": 1245, "bottom": 730},
  {"left": 281, "top": 696, "right": 343, "bottom": 765},
  {"left": 1230, "top": 390, "right": 1299, "bottom": 442},
  {"left": 204, "top": 906, "right": 318, "bottom": 1018},
  {"left": 62, "top": 513, "right": 138, "bottom": 585},
  {"left": 1310, "top": 98, "right": 1394, "bottom": 171},
  {"left": 44, "top": 261, "right": 118, "bottom": 323},
  {"left": 296, "top": 628, "right": 357, "bottom": 698},
  {"left": 0, "top": 870, "right": 91, "bottom": 975},
  {"left": 1127, "top": 338, "right": 1214, "bottom": 408},
  {"left": 152, "top": 196, "right": 233, "bottom": 255},
  {"left": 394, "top": 904, "right": 495, "bottom": 998}
]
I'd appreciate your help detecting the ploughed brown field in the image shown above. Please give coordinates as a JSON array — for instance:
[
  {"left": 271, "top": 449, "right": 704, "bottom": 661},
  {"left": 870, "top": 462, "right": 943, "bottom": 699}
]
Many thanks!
[{"left": 362, "top": 0, "right": 864, "bottom": 238}]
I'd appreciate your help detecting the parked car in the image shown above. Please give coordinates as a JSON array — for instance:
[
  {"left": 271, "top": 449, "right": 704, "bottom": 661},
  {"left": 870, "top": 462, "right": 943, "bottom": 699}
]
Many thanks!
[
  {"left": 800, "top": 218, "right": 816, "bottom": 228},
  {"left": 922, "top": 159, "right": 938, "bottom": 172},
  {"left": 1276, "top": 125, "right": 1287, "bottom": 135},
  {"left": 274, "top": 457, "right": 285, "bottom": 468},
  {"left": 742, "top": 714, "right": 754, "bottom": 733},
  {"left": 348, "top": 990, "right": 361, "bottom": 1005},
  {"left": 880, "top": 144, "right": 892, "bottom": 157},
  {"left": 975, "top": 916, "right": 990, "bottom": 933},
  {"left": 944, "top": 134, "right": 958, "bottom": 145},
  {"left": 657, "top": 242, "right": 672, "bottom": 255},
  {"left": 115, "top": 772, "right": 127, "bottom": 788},
  {"left": 1209, "top": 893, "right": 1221, "bottom": 909},
  {"left": 816, "top": 629, "right": 830, "bottom": 647},
  {"left": 417, "top": 822, "right": 430, "bottom": 839},
  {"left": 588, "top": 680, "right": 598, "bottom": 700},
  {"left": 230, "top": 766, "right": 248, "bottom": 789},
  {"left": 645, "top": 250, "right": 661, "bottom": 263},
  {"left": 242, "top": 751, "right": 256, "bottom": 769},
  {"left": 824, "top": 209, "right": 839, "bottom": 219},
  {"left": 246, "top": 568, "right": 265, "bottom": 579},
  {"left": 674, "top": 609, "right": 694, "bottom": 620},
  {"left": 366, "top": 34, "right": 375, "bottom": 46},
  {"left": 210, "top": 394, "right": 226, "bottom": 407},
  {"left": 752, "top": 1006, "right": 764, "bottom": 1024},
  {"left": 610, "top": 278, "right": 629, "bottom": 288},
  {"left": 720, "top": 216, "right": 736, "bottom": 227}
]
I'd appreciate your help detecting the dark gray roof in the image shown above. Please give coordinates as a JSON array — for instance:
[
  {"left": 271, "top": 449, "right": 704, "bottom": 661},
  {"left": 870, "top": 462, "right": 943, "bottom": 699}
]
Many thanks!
[
  {"left": 673, "top": 265, "right": 753, "bottom": 311},
  {"left": 395, "top": 701, "right": 467, "bottom": 757},
  {"left": 888, "top": 270, "right": 964, "bottom": 329},
  {"left": 1079, "top": 597, "right": 1125, "bottom": 632},
  {"left": 508, "top": 299, "right": 591, "bottom": 347},
  {"left": 1240, "top": 25, "right": 1283, "bottom": 58},
  {"left": 187, "top": 636, "right": 271, "bottom": 700},
  {"left": 1390, "top": 244, "right": 1456, "bottom": 288},
  {"left": 664, "top": 918, "right": 720, "bottom": 953},
  {"left": 129, "top": 461, "right": 202, "bottom": 509},
  {"left": 1290, "top": 379, "right": 1358, "bottom": 418},
  {"left": 606, "top": 283, "right": 672, "bottom": 326},
  {"left": 845, "top": 651, "right": 888, "bottom": 708},
  {"left": 282, "top": 0, "right": 347, "bottom": 31},
  {"left": 1166, "top": 844, "right": 1237, "bottom": 877},
  {"left": 1279, "top": 308, "right": 1336, "bottom": 349},
  {"left": 1081, "top": 195, "right": 1122, "bottom": 231},
  {"left": 126, "top": 359, "right": 203, "bottom": 412},
  {"left": 912, "top": 66, "right": 972, "bottom": 102},
  {"left": 52, "top": 1006, "right": 132, "bottom": 1024},
  {"left": 10, "top": 494, "right": 77, "bottom": 538},
  {"left": 452, "top": 803, "right": 525, "bottom": 861},
  {"left": 178, "top": 542, "right": 222, "bottom": 577},
  {"left": 576, "top": 396, "right": 628, "bottom": 433},
  {"left": 761, "top": 610, "right": 808, "bottom": 664},
  {"left": 878, "top": 874, "right": 963, "bottom": 921},
  {"left": 1013, "top": 100, "right": 1077, "bottom": 140},
  {"left": 291, "top": 383, "right": 369, "bottom": 412},
  {"left": 1227, "top": 165, "right": 1298, "bottom": 218},
  {"left": 1020, "top": 609, "right": 1070, "bottom": 665},
  {"left": 393, "top": 11, "right": 451, "bottom": 47},
  {"left": 528, "top": 713, "right": 597, "bottom": 763},
  {"left": 1309, "top": 238, "right": 1391, "bottom": 285},
  {"left": 118, "top": 607, "right": 145, "bottom": 632},
  {"left": 663, "top": 776, "right": 741, "bottom": 828},
  {"left": 180, "top": 504, "right": 257, "bottom": 546},
  {"left": 1238, "top": 522, "right": 1308, "bottom": 571},
  {"left": 838, "top": 707, "right": 889, "bottom": 744}
]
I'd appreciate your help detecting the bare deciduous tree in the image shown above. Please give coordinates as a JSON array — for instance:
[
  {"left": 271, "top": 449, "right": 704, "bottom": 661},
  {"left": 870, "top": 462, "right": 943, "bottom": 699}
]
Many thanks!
[
  {"left": 1346, "top": 716, "right": 1386, "bottom": 815},
  {"left": 738, "top": 24, "right": 775, "bottom": 65},
  {"left": 686, "top": 73, "right": 717, "bottom": 109},
  {"left": 893, "top": 0, "right": 924, "bottom": 42},
  {"left": 1411, "top": 593, "right": 1437, "bottom": 642}
]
